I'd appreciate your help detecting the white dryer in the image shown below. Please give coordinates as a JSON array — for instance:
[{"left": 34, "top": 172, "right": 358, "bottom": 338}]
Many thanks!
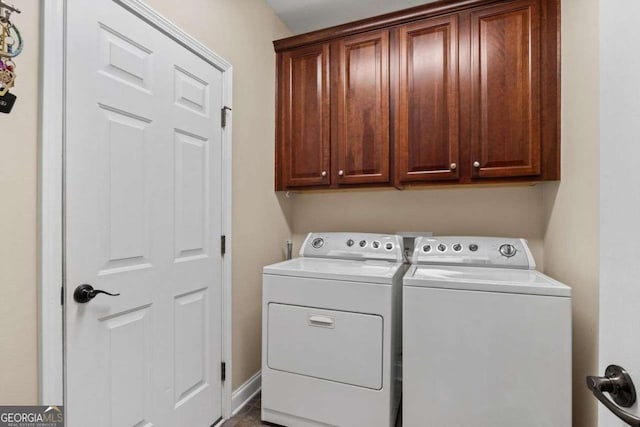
[
  {"left": 262, "top": 232, "right": 405, "bottom": 427},
  {"left": 403, "top": 236, "right": 572, "bottom": 427}
]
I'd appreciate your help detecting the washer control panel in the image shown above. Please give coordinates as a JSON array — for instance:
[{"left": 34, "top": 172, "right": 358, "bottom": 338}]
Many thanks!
[
  {"left": 412, "top": 236, "right": 535, "bottom": 269},
  {"left": 301, "top": 232, "right": 404, "bottom": 261}
]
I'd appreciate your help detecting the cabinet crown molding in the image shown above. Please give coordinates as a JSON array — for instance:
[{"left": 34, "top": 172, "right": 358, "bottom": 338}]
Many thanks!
[{"left": 274, "top": 0, "right": 510, "bottom": 52}]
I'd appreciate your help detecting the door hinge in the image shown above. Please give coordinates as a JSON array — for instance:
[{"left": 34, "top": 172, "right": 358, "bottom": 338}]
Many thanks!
[
  {"left": 221, "top": 361, "right": 226, "bottom": 382},
  {"left": 60, "top": 286, "right": 64, "bottom": 305},
  {"left": 221, "top": 106, "right": 232, "bottom": 128},
  {"left": 221, "top": 235, "right": 226, "bottom": 256}
]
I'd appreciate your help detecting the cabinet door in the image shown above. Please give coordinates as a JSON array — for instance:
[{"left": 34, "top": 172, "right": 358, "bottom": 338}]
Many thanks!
[
  {"left": 396, "top": 16, "right": 459, "bottom": 183},
  {"left": 469, "top": 0, "right": 541, "bottom": 178},
  {"left": 278, "top": 44, "right": 330, "bottom": 189},
  {"left": 335, "top": 31, "right": 390, "bottom": 185}
]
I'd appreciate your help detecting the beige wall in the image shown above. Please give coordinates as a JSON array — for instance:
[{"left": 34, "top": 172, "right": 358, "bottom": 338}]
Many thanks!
[
  {"left": 0, "top": 0, "right": 40, "bottom": 405},
  {"left": 144, "top": 0, "right": 293, "bottom": 389},
  {"left": 0, "top": 2, "right": 601, "bottom": 426},
  {"left": 542, "top": 0, "right": 600, "bottom": 425},
  {"left": 290, "top": 186, "right": 545, "bottom": 267}
]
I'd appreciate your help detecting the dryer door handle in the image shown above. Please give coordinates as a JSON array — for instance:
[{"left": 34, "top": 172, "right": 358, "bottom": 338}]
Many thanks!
[{"left": 308, "top": 315, "right": 335, "bottom": 328}]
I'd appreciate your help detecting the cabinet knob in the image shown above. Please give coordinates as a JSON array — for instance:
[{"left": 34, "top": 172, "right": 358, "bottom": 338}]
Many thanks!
[
  {"left": 450, "top": 163, "right": 457, "bottom": 170},
  {"left": 338, "top": 170, "right": 344, "bottom": 176},
  {"left": 321, "top": 171, "right": 327, "bottom": 177},
  {"left": 473, "top": 161, "right": 480, "bottom": 168}
]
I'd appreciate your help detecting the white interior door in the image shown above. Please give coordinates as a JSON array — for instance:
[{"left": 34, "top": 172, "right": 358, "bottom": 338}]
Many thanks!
[
  {"left": 64, "top": 1, "right": 226, "bottom": 426},
  {"left": 598, "top": 0, "right": 640, "bottom": 425}
]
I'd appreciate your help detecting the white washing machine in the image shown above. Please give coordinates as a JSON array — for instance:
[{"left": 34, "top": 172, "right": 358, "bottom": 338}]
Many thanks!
[
  {"left": 262, "top": 232, "right": 405, "bottom": 427},
  {"left": 403, "top": 236, "right": 572, "bottom": 427}
]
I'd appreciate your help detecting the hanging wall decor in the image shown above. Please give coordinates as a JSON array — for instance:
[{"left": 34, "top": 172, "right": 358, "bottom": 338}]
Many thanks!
[{"left": 0, "top": 0, "right": 22, "bottom": 114}]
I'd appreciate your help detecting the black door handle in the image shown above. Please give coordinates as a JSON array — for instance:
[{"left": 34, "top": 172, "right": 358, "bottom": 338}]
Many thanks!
[
  {"left": 73, "top": 284, "right": 120, "bottom": 303},
  {"left": 587, "top": 365, "right": 640, "bottom": 426}
]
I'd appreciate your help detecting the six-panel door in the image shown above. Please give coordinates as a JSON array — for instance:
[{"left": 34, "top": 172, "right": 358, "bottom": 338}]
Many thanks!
[
  {"left": 396, "top": 16, "right": 460, "bottom": 183},
  {"left": 334, "top": 30, "right": 390, "bottom": 185},
  {"left": 469, "top": 0, "right": 541, "bottom": 178},
  {"left": 65, "top": 0, "right": 224, "bottom": 425},
  {"left": 278, "top": 44, "right": 331, "bottom": 189}
]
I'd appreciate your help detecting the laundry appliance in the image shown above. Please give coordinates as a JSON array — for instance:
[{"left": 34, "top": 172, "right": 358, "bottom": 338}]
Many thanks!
[
  {"left": 262, "top": 232, "right": 405, "bottom": 427},
  {"left": 403, "top": 236, "right": 572, "bottom": 427}
]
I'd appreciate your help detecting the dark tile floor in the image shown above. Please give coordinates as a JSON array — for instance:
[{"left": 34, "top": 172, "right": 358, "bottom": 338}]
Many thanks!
[
  {"left": 221, "top": 393, "right": 271, "bottom": 427},
  {"left": 220, "top": 392, "right": 402, "bottom": 427}
]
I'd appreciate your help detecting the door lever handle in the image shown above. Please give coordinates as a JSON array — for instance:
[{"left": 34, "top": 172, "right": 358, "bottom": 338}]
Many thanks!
[
  {"left": 587, "top": 365, "right": 640, "bottom": 426},
  {"left": 73, "top": 284, "right": 121, "bottom": 304}
]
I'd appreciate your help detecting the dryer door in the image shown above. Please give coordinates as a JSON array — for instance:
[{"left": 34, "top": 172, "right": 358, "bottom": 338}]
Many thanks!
[{"left": 267, "top": 303, "right": 383, "bottom": 389}]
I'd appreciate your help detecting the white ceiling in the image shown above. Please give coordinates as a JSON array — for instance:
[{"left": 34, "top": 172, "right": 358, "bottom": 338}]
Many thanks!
[{"left": 266, "top": 0, "right": 440, "bottom": 34}]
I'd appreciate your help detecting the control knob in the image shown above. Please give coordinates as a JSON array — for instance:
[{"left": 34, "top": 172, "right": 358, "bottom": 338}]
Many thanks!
[{"left": 499, "top": 243, "right": 517, "bottom": 258}]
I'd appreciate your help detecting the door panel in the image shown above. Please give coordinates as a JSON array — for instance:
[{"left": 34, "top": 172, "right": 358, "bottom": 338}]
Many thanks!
[
  {"left": 65, "top": 1, "right": 224, "bottom": 426},
  {"left": 336, "top": 31, "right": 390, "bottom": 185},
  {"left": 100, "top": 106, "right": 152, "bottom": 272},
  {"left": 103, "top": 306, "right": 153, "bottom": 427},
  {"left": 280, "top": 44, "right": 331, "bottom": 188},
  {"left": 599, "top": 1, "right": 640, "bottom": 425},
  {"left": 174, "top": 289, "right": 208, "bottom": 407},
  {"left": 174, "top": 130, "right": 209, "bottom": 259},
  {"left": 470, "top": 0, "right": 541, "bottom": 178},
  {"left": 396, "top": 16, "right": 459, "bottom": 183}
]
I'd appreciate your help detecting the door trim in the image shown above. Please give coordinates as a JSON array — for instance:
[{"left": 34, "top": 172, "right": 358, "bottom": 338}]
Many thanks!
[{"left": 38, "top": 0, "right": 234, "bottom": 419}]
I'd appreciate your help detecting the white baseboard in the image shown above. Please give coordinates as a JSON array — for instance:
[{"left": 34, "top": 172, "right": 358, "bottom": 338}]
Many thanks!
[{"left": 231, "top": 370, "right": 262, "bottom": 416}]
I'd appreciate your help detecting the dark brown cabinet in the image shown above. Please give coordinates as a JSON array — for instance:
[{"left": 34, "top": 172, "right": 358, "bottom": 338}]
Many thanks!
[
  {"left": 396, "top": 15, "right": 460, "bottom": 183},
  {"left": 335, "top": 30, "right": 390, "bottom": 185},
  {"left": 469, "top": 0, "right": 541, "bottom": 179},
  {"left": 276, "top": 32, "right": 391, "bottom": 190},
  {"left": 274, "top": 0, "right": 559, "bottom": 191},
  {"left": 276, "top": 44, "right": 330, "bottom": 189}
]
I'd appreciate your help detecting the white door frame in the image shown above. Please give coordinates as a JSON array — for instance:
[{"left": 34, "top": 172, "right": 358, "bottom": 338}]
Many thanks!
[{"left": 38, "top": 0, "right": 234, "bottom": 419}]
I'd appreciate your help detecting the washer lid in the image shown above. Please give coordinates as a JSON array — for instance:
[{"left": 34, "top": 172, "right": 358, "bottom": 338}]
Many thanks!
[
  {"left": 404, "top": 265, "right": 571, "bottom": 297},
  {"left": 264, "top": 257, "right": 404, "bottom": 284}
]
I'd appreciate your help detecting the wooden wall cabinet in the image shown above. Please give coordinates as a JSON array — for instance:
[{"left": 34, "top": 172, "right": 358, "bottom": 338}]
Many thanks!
[
  {"left": 276, "top": 31, "right": 391, "bottom": 190},
  {"left": 335, "top": 31, "right": 390, "bottom": 185},
  {"left": 468, "top": 0, "right": 542, "bottom": 179},
  {"left": 395, "top": 15, "right": 460, "bottom": 183},
  {"left": 276, "top": 44, "right": 330, "bottom": 189},
  {"left": 274, "top": 0, "right": 559, "bottom": 191}
]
